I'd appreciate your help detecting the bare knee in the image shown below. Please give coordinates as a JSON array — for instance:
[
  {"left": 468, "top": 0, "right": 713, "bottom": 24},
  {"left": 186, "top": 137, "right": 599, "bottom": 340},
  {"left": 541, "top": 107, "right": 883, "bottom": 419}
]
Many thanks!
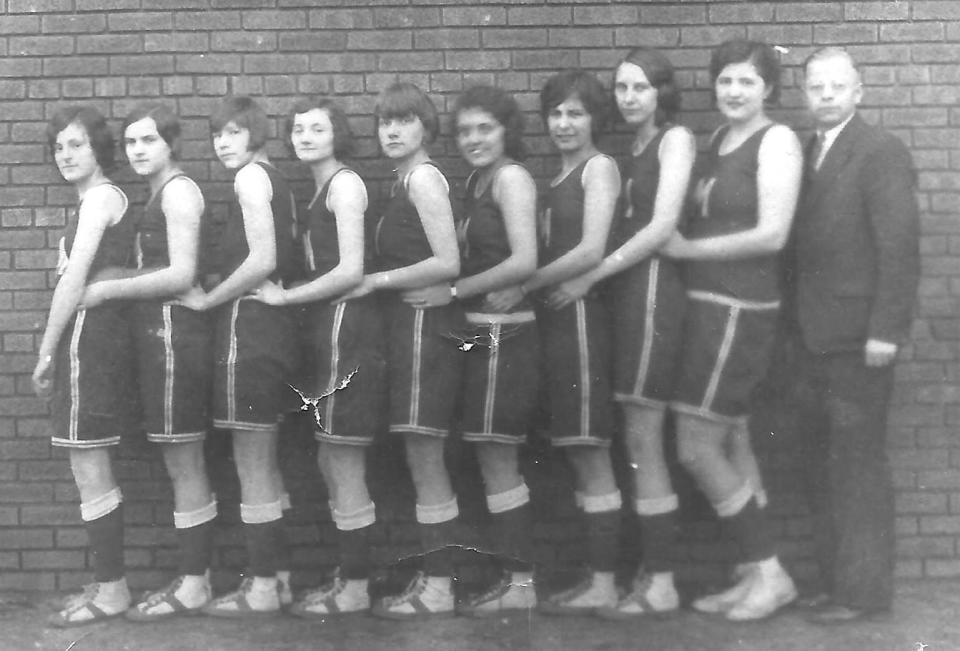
[{"left": 69, "top": 448, "right": 115, "bottom": 500}]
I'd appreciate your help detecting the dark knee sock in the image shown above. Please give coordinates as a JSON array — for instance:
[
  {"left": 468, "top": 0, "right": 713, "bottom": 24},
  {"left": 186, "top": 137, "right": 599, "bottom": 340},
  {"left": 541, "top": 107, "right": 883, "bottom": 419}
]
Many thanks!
[
  {"left": 490, "top": 504, "right": 534, "bottom": 573},
  {"left": 177, "top": 520, "right": 214, "bottom": 576},
  {"left": 585, "top": 510, "right": 620, "bottom": 573},
  {"left": 420, "top": 519, "right": 458, "bottom": 578},
  {"left": 726, "top": 498, "right": 777, "bottom": 563},
  {"left": 245, "top": 521, "right": 281, "bottom": 578},
  {"left": 639, "top": 511, "right": 678, "bottom": 574},
  {"left": 87, "top": 504, "right": 125, "bottom": 582},
  {"left": 338, "top": 525, "right": 372, "bottom": 580},
  {"left": 274, "top": 516, "right": 291, "bottom": 571}
]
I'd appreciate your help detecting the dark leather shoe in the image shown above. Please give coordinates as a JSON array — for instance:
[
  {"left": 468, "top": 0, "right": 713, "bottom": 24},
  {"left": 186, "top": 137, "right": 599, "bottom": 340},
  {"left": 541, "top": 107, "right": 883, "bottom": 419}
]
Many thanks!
[{"left": 806, "top": 604, "right": 887, "bottom": 625}]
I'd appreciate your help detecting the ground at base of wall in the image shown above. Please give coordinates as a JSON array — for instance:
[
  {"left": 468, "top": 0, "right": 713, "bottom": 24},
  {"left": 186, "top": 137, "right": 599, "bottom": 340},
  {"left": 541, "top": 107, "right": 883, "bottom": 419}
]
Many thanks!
[{"left": 2, "top": 580, "right": 955, "bottom": 651}]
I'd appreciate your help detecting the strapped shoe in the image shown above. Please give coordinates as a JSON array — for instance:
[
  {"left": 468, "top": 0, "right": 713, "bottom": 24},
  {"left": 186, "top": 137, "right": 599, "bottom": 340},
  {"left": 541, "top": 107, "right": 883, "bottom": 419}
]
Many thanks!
[
  {"left": 458, "top": 573, "right": 537, "bottom": 618},
  {"left": 371, "top": 572, "right": 454, "bottom": 620},
  {"left": 289, "top": 572, "right": 370, "bottom": 618},
  {"left": 126, "top": 575, "right": 211, "bottom": 622},
  {"left": 49, "top": 579, "right": 131, "bottom": 628},
  {"left": 597, "top": 573, "right": 680, "bottom": 620},
  {"left": 202, "top": 577, "right": 280, "bottom": 618},
  {"left": 539, "top": 575, "right": 616, "bottom": 616}
]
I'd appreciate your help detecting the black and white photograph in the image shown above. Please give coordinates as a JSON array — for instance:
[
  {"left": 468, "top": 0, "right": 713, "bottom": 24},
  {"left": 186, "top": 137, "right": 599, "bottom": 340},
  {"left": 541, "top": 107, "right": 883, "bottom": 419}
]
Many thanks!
[{"left": 0, "top": 1, "right": 957, "bottom": 649}]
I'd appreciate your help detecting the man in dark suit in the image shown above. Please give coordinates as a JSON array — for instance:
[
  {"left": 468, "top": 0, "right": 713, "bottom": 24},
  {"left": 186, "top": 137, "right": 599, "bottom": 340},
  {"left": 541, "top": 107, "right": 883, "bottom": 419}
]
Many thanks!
[{"left": 791, "top": 47, "right": 919, "bottom": 624}]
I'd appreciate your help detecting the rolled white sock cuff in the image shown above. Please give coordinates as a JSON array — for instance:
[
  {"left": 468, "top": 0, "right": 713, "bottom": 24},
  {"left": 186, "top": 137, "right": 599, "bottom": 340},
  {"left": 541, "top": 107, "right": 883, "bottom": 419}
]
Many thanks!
[
  {"left": 415, "top": 496, "right": 459, "bottom": 524},
  {"left": 80, "top": 487, "right": 122, "bottom": 522},
  {"left": 714, "top": 482, "right": 753, "bottom": 518},
  {"left": 634, "top": 494, "right": 679, "bottom": 516},
  {"left": 332, "top": 502, "right": 376, "bottom": 531},
  {"left": 582, "top": 490, "right": 622, "bottom": 514},
  {"left": 174, "top": 498, "right": 218, "bottom": 529},
  {"left": 240, "top": 499, "right": 284, "bottom": 524},
  {"left": 487, "top": 483, "right": 530, "bottom": 514}
]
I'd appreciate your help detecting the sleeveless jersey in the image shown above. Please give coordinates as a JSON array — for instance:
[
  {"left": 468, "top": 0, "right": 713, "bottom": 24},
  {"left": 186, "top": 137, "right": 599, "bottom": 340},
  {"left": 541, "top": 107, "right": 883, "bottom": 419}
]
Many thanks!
[
  {"left": 540, "top": 155, "right": 613, "bottom": 266},
  {"left": 217, "top": 162, "right": 298, "bottom": 286},
  {"left": 302, "top": 168, "right": 371, "bottom": 279},
  {"left": 374, "top": 162, "right": 450, "bottom": 272},
  {"left": 459, "top": 164, "right": 532, "bottom": 313},
  {"left": 136, "top": 175, "right": 206, "bottom": 274},
  {"left": 683, "top": 124, "right": 780, "bottom": 301},
  {"left": 610, "top": 128, "right": 670, "bottom": 248},
  {"left": 60, "top": 184, "right": 134, "bottom": 277}
]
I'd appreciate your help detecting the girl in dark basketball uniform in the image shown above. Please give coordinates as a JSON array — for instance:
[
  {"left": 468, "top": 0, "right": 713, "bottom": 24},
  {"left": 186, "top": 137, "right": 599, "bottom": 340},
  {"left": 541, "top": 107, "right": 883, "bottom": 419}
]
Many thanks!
[
  {"left": 34, "top": 106, "right": 138, "bottom": 627},
  {"left": 554, "top": 49, "right": 696, "bottom": 619},
  {"left": 515, "top": 70, "right": 622, "bottom": 615},
  {"left": 78, "top": 103, "right": 215, "bottom": 621},
  {"left": 402, "top": 85, "right": 540, "bottom": 616},
  {"left": 177, "top": 96, "right": 298, "bottom": 617},
  {"left": 253, "top": 97, "right": 385, "bottom": 617},
  {"left": 337, "top": 82, "right": 462, "bottom": 619},
  {"left": 662, "top": 39, "right": 802, "bottom": 621}
]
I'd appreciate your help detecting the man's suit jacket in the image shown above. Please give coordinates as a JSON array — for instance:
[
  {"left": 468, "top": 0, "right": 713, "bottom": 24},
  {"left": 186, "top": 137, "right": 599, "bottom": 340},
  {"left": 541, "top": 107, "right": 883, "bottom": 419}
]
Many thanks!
[{"left": 794, "top": 114, "right": 920, "bottom": 354}]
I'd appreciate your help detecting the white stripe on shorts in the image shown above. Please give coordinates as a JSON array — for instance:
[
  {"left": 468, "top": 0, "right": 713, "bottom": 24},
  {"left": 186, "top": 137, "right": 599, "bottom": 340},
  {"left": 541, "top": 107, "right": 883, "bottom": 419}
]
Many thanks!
[
  {"left": 632, "top": 257, "right": 659, "bottom": 397},
  {"left": 702, "top": 305, "right": 740, "bottom": 411},
  {"left": 226, "top": 299, "right": 240, "bottom": 424},
  {"left": 162, "top": 304, "right": 174, "bottom": 438},
  {"left": 409, "top": 308, "right": 425, "bottom": 426},
  {"left": 68, "top": 310, "right": 86, "bottom": 442},
  {"left": 324, "top": 302, "right": 346, "bottom": 435},
  {"left": 575, "top": 300, "right": 590, "bottom": 438},
  {"left": 482, "top": 323, "right": 501, "bottom": 434}
]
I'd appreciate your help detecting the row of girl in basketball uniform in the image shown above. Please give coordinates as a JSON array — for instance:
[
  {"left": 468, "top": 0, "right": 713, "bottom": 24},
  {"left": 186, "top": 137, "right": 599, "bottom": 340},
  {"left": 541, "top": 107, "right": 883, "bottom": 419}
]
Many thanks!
[{"left": 33, "top": 37, "right": 803, "bottom": 627}]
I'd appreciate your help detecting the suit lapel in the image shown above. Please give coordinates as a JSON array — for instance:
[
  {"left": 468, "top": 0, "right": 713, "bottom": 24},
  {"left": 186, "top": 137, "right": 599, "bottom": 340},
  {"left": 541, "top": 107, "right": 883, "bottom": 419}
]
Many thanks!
[{"left": 803, "top": 115, "right": 864, "bottom": 210}]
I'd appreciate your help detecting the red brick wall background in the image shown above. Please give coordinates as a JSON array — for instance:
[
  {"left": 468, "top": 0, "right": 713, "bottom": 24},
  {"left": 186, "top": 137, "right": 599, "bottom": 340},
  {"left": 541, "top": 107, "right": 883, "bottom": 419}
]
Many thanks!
[{"left": 1, "top": 0, "right": 959, "bottom": 593}]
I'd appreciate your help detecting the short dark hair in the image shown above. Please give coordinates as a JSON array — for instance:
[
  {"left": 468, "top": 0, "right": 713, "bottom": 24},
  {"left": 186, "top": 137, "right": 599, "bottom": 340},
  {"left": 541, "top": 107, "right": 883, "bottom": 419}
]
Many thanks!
[
  {"left": 617, "top": 47, "right": 681, "bottom": 126},
  {"left": 709, "top": 39, "right": 782, "bottom": 105},
  {"left": 46, "top": 105, "right": 116, "bottom": 171},
  {"left": 453, "top": 84, "right": 526, "bottom": 161},
  {"left": 209, "top": 96, "right": 269, "bottom": 151},
  {"left": 375, "top": 82, "right": 439, "bottom": 144},
  {"left": 539, "top": 69, "right": 613, "bottom": 140},
  {"left": 285, "top": 96, "right": 354, "bottom": 160},
  {"left": 123, "top": 102, "right": 181, "bottom": 159},
  {"left": 803, "top": 47, "right": 861, "bottom": 79}
]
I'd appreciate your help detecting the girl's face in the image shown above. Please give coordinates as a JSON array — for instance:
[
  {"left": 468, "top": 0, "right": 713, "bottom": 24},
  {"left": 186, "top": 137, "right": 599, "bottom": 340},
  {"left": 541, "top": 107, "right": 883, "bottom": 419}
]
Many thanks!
[
  {"left": 125, "top": 117, "right": 172, "bottom": 178},
  {"left": 213, "top": 121, "right": 255, "bottom": 169},
  {"left": 456, "top": 108, "right": 506, "bottom": 170},
  {"left": 54, "top": 122, "right": 100, "bottom": 185},
  {"left": 715, "top": 60, "right": 770, "bottom": 124},
  {"left": 291, "top": 108, "right": 337, "bottom": 164},
  {"left": 547, "top": 95, "right": 594, "bottom": 154},
  {"left": 378, "top": 113, "right": 426, "bottom": 161},
  {"left": 614, "top": 62, "right": 659, "bottom": 127}
]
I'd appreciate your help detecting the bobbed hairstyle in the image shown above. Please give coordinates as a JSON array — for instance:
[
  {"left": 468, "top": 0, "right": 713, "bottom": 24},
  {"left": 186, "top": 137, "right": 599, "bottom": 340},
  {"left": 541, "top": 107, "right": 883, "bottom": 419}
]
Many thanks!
[
  {"left": 375, "top": 82, "right": 439, "bottom": 144},
  {"left": 46, "top": 105, "right": 116, "bottom": 171},
  {"left": 285, "top": 96, "right": 354, "bottom": 160},
  {"left": 539, "top": 69, "right": 613, "bottom": 140},
  {"left": 616, "top": 47, "right": 681, "bottom": 126},
  {"left": 453, "top": 84, "right": 526, "bottom": 161},
  {"left": 209, "top": 96, "right": 269, "bottom": 151},
  {"left": 709, "top": 39, "right": 782, "bottom": 105},
  {"left": 123, "top": 102, "right": 181, "bottom": 159}
]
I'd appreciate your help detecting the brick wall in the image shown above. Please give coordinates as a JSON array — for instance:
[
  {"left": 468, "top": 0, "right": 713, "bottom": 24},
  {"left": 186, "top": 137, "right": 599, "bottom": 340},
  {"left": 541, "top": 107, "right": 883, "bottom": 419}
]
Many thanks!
[{"left": 1, "top": 0, "right": 959, "bottom": 593}]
